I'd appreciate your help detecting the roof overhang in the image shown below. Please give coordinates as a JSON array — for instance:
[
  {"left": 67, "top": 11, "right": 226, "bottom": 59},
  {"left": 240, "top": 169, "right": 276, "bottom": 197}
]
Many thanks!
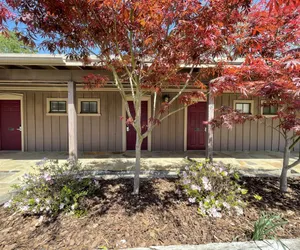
[{"left": 0, "top": 53, "right": 244, "bottom": 70}]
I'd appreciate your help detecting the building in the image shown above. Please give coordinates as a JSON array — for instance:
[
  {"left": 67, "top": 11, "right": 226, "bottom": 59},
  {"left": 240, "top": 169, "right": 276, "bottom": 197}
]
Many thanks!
[{"left": 0, "top": 54, "right": 298, "bottom": 156}]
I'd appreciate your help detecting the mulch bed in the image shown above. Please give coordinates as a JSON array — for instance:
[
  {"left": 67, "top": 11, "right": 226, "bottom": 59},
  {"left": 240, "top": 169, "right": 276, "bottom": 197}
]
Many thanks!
[{"left": 1, "top": 177, "right": 300, "bottom": 250}]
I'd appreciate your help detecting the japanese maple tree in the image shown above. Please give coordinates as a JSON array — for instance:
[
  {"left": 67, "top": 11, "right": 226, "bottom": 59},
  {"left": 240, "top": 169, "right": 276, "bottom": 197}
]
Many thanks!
[
  {"left": 0, "top": 2, "right": 12, "bottom": 32},
  {"left": 6, "top": 0, "right": 252, "bottom": 194},
  {"left": 210, "top": 0, "right": 300, "bottom": 192}
]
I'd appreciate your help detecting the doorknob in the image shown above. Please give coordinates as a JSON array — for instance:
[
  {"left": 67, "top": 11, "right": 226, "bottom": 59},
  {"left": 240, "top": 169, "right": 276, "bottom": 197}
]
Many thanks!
[
  {"left": 17, "top": 126, "right": 22, "bottom": 131},
  {"left": 126, "top": 126, "right": 130, "bottom": 132}
]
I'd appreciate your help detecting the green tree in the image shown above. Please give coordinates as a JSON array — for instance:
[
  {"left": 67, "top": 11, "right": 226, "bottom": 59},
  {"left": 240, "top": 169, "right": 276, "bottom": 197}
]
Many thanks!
[{"left": 0, "top": 32, "right": 36, "bottom": 53}]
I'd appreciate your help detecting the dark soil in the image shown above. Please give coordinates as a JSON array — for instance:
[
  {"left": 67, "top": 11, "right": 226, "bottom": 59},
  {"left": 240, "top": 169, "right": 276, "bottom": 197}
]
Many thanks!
[{"left": 1, "top": 177, "right": 300, "bottom": 250}]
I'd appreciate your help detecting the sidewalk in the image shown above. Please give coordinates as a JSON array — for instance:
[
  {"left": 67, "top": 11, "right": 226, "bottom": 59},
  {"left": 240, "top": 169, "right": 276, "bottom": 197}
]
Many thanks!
[
  {"left": 1, "top": 150, "right": 299, "bottom": 204},
  {"left": 126, "top": 239, "right": 300, "bottom": 250}
]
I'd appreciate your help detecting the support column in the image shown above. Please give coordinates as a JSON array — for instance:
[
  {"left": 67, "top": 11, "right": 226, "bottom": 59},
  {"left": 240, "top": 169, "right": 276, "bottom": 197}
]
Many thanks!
[
  {"left": 206, "top": 92, "right": 214, "bottom": 161},
  {"left": 68, "top": 81, "right": 78, "bottom": 160}
]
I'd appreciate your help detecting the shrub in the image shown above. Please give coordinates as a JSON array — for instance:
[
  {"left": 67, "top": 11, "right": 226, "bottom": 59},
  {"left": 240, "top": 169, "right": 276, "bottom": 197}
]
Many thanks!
[
  {"left": 179, "top": 160, "right": 247, "bottom": 218},
  {"left": 252, "top": 212, "right": 288, "bottom": 241},
  {"left": 4, "top": 158, "right": 100, "bottom": 217}
]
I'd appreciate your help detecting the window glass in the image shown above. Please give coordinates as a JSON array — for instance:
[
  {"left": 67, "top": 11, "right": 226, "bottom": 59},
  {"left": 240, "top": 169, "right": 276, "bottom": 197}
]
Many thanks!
[
  {"left": 236, "top": 103, "right": 243, "bottom": 112},
  {"left": 81, "top": 101, "right": 98, "bottom": 113},
  {"left": 235, "top": 103, "right": 251, "bottom": 114},
  {"left": 270, "top": 105, "right": 278, "bottom": 114},
  {"left": 50, "top": 101, "right": 66, "bottom": 113},
  {"left": 90, "top": 102, "right": 97, "bottom": 113}
]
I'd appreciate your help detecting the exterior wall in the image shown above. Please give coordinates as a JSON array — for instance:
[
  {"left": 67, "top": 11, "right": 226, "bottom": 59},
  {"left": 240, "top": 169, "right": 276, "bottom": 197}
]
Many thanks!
[
  {"left": 0, "top": 89, "right": 298, "bottom": 152},
  {"left": 0, "top": 90, "right": 123, "bottom": 152},
  {"left": 214, "top": 94, "right": 300, "bottom": 152},
  {"left": 151, "top": 93, "right": 184, "bottom": 151}
]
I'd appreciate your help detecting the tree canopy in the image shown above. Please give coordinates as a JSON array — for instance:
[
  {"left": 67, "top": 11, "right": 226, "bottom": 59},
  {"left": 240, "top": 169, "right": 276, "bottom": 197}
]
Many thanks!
[
  {"left": 3, "top": 0, "right": 300, "bottom": 193},
  {"left": 0, "top": 31, "right": 37, "bottom": 53}
]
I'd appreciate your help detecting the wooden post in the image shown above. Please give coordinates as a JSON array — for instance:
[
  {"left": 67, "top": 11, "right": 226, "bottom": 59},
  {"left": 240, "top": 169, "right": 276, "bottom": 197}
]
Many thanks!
[
  {"left": 206, "top": 91, "right": 214, "bottom": 161},
  {"left": 68, "top": 81, "right": 78, "bottom": 160}
]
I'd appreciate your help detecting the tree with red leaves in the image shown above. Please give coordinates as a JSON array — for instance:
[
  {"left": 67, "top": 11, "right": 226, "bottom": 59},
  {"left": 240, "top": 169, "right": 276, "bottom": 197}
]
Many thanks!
[
  {"left": 0, "top": 2, "right": 12, "bottom": 32},
  {"left": 6, "top": 0, "right": 253, "bottom": 194},
  {"left": 210, "top": 0, "right": 300, "bottom": 192}
]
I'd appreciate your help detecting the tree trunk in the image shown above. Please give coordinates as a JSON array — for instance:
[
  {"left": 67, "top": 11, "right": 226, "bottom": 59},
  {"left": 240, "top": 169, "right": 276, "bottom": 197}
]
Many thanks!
[
  {"left": 133, "top": 96, "right": 142, "bottom": 195},
  {"left": 133, "top": 136, "right": 143, "bottom": 194},
  {"left": 280, "top": 138, "right": 290, "bottom": 192}
]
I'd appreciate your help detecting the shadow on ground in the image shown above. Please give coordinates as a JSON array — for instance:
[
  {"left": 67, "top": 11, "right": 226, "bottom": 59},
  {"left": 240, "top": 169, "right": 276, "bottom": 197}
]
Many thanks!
[
  {"left": 242, "top": 176, "right": 300, "bottom": 211},
  {"left": 85, "top": 178, "right": 181, "bottom": 217}
]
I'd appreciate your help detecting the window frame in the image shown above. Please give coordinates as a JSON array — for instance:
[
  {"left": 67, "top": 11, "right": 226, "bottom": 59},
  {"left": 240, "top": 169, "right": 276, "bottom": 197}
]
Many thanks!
[
  {"left": 233, "top": 100, "right": 255, "bottom": 115},
  {"left": 261, "top": 100, "right": 278, "bottom": 117},
  {"left": 46, "top": 98, "right": 68, "bottom": 116},
  {"left": 78, "top": 98, "right": 101, "bottom": 116}
]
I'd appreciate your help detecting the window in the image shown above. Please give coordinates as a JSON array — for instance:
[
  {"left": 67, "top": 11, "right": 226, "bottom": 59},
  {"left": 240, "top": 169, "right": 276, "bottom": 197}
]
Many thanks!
[
  {"left": 261, "top": 101, "right": 278, "bottom": 116},
  {"left": 233, "top": 100, "right": 254, "bottom": 115},
  {"left": 81, "top": 101, "right": 98, "bottom": 113},
  {"left": 50, "top": 101, "right": 67, "bottom": 113},
  {"left": 46, "top": 98, "right": 68, "bottom": 116},
  {"left": 78, "top": 98, "right": 101, "bottom": 116}
]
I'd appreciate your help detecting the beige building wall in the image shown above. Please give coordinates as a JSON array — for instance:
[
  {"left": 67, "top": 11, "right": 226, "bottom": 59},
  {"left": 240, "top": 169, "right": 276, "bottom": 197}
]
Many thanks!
[{"left": 0, "top": 90, "right": 298, "bottom": 152}]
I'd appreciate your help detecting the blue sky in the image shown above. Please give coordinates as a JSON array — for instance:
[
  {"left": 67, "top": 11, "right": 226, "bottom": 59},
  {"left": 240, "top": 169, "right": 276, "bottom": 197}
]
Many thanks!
[{"left": 7, "top": 20, "right": 49, "bottom": 54}]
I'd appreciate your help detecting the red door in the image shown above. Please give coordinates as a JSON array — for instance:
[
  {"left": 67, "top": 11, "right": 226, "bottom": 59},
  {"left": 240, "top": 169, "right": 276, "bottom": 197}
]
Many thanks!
[
  {"left": 126, "top": 101, "right": 148, "bottom": 150},
  {"left": 0, "top": 100, "right": 22, "bottom": 150},
  {"left": 187, "top": 102, "right": 207, "bottom": 150}
]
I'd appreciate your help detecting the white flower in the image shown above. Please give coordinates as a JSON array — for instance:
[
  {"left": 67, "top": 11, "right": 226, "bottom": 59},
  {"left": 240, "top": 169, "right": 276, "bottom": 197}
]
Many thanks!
[
  {"left": 235, "top": 206, "right": 244, "bottom": 215},
  {"left": 71, "top": 204, "right": 76, "bottom": 210},
  {"left": 3, "top": 200, "right": 12, "bottom": 208},
  {"left": 223, "top": 202, "right": 230, "bottom": 209},
  {"left": 35, "top": 198, "right": 40, "bottom": 203},
  {"left": 59, "top": 203, "right": 65, "bottom": 209},
  {"left": 20, "top": 205, "right": 29, "bottom": 212},
  {"left": 191, "top": 184, "right": 200, "bottom": 191},
  {"left": 183, "top": 178, "right": 191, "bottom": 185},
  {"left": 208, "top": 207, "right": 222, "bottom": 218},
  {"left": 188, "top": 197, "right": 196, "bottom": 203},
  {"left": 46, "top": 206, "right": 50, "bottom": 211},
  {"left": 43, "top": 173, "right": 51, "bottom": 181}
]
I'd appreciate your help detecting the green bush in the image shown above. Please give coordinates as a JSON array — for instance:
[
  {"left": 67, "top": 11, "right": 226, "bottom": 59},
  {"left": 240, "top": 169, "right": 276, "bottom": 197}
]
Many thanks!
[
  {"left": 4, "top": 158, "right": 100, "bottom": 217},
  {"left": 252, "top": 212, "right": 288, "bottom": 241},
  {"left": 179, "top": 160, "right": 247, "bottom": 218}
]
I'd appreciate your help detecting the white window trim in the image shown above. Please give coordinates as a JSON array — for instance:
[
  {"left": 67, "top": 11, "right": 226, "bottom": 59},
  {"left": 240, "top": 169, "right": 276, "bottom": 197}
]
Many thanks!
[
  {"left": 260, "top": 100, "right": 278, "bottom": 118},
  {"left": 233, "top": 100, "right": 255, "bottom": 115},
  {"left": 77, "top": 98, "right": 101, "bottom": 116},
  {"left": 46, "top": 98, "right": 68, "bottom": 116}
]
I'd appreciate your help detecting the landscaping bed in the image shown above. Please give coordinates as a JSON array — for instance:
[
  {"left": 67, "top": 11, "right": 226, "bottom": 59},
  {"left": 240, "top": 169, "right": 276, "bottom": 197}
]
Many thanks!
[{"left": 1, "top": 177, "right": 300, "bottom": 250}]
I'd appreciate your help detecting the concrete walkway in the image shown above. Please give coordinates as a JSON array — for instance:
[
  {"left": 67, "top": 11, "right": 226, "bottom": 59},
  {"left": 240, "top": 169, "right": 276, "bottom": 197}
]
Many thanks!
[
  {"left": 127, "top": 239, "right": 300, "bottom": 250},
  {"left": 0, "top": 150, "right": 299, "bottom": 204}
]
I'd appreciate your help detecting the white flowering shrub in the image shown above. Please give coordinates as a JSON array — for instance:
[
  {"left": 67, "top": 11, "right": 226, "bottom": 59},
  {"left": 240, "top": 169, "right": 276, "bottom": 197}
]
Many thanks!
[
  {"left": 4, "top": 158, "right": 100, "bottom": 217},
  {"left": 180, "top": 160, "right": 247, "bottom": 218}
]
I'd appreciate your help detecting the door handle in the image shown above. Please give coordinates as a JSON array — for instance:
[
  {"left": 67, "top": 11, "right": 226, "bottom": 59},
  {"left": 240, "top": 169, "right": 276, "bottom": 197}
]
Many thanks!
[
  {"left": 17, "top": 126, "right": 22, "bottom": 131},
  {"left": 126, "top": 126, "right": 130, "bottom": 132}
]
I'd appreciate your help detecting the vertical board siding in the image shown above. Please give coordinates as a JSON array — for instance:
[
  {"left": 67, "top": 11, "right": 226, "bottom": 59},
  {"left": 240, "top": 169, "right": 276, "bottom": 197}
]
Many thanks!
[
  {"left": 26, "top": 92, "right": 36, "bottom": 151},
  {"left": 1, "top": 90, "right": 295, "bottom": 153},
  {"left": 151, "top": 93, "right": 184, "bottom": 151},
  {"left": 91, "top": 92, "right": 100, "bottom": 151},
  {"left": 35, "top": 92, "right": 44, "bottom": 151},
  {"left": 217, "top": 94, "right": 286, "bottom": 152},
  {"left": 100, "top": 92, "right": 109, "bottom": 151},
  {"left": 43, "top": 92, "right": 52, "bottom": 151}
]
